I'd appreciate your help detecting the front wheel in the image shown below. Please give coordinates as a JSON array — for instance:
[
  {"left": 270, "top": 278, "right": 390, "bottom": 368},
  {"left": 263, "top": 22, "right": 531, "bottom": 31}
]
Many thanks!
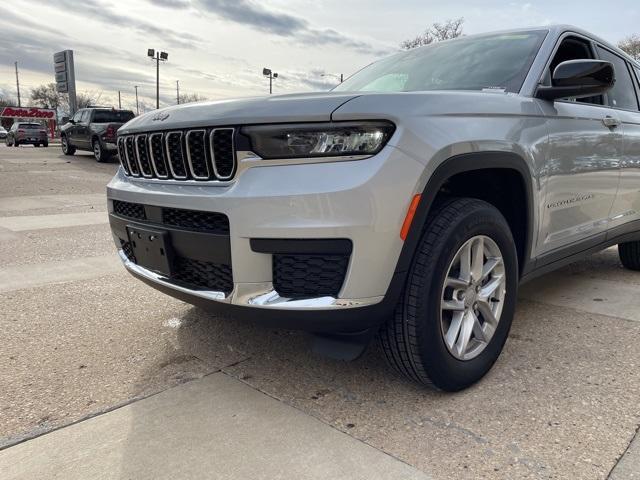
[
  {"left": 61, "top": 136, "right": 75, "bottom": 155},
  {"left": 380, "top": 198, "right": 519, "bottom": 391}
]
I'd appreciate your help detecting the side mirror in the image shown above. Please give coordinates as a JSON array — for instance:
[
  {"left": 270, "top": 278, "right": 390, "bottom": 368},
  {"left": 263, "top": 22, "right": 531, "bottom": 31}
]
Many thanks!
[
  {"left": 536, "top": 59, "right": 615, "bottom": 101},
  {"left": 62, "top": 116, "right": 70, "bottom": 124}
]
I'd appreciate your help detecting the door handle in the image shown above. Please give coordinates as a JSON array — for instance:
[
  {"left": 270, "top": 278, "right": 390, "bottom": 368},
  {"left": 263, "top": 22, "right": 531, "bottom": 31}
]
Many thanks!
[{"left": 602, "top": 116, "right": 621, "bottom": 128}]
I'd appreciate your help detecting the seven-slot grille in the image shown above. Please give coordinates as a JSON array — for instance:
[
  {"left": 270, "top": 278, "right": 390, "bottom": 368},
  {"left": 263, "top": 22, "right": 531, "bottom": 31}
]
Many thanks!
[{"left": 117, "top": 128, "right": 236, "bottom": 182}]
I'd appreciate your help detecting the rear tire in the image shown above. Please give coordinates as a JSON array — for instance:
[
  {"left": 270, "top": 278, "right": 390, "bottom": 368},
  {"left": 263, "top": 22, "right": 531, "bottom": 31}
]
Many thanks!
[
  {"left": 92, "top": 139, "right": 110, "bottom": 162},
  {"left": 619, "top": 242, "right": 640, "bottom": 271},
  {"left": 61, "top": 135, "right": 75, "bottom": 155},
  {"left": 34, "top": 143, "right": 40, "bottom": 148},
  {"left": 380, "top": 198, "right": 519, "bottom": 391},
  {"left": 13, "top": 141, "right": 19, "bottom": 147},
  {"left": 43, "top": 142, "right": 49, "bottom": 148}
]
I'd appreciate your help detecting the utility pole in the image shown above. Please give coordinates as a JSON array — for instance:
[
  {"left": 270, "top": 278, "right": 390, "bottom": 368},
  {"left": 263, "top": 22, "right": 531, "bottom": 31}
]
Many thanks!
[
  {"left": 134, "top": 86, "right": 139, "bottom": 115},
  {"left": 176, "top": 80, "right": 180, "bottom": 105},
  {"left": 15, "top": 61, "right": 21, "bottom": 107},
  {"left": 118, "top": 90, "right": 121, "bottom": 109},
  {"left": 340, "top": 73, "right": 344, "bottom": 83}
]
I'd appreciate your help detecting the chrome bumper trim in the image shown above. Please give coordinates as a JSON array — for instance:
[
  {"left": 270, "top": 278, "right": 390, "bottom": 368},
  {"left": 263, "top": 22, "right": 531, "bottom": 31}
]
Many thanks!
[{"left": 118, "top": 250, "right": 382, "bottom": 311}]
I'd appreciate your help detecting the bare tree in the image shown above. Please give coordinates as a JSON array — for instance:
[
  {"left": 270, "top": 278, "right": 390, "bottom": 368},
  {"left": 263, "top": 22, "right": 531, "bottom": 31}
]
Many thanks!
[
  {"left": 30, "top": 83, "right": 63, "bottom": 110},
  {"left": 0, "top": 93, "right": 17, "bottom": 107},
  {"left": 619, "top": 34, "right": 640, "bottom": 60},
  {"left": 401, "top": 18, "right": 464, "bottom": 50},
  {"left": 178, "top": 92, "right": 208, "bottom": 104},
  {"left": 76, "top": 92, "right": 98, "bottom": 109}
]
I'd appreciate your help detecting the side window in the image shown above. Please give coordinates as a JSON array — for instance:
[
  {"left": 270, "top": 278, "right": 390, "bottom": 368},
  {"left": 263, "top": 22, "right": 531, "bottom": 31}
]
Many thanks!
[
  {"left": 72, "top": 110, "right": 83, "bottom": 123},
  {"left": 596, "top": 46, "right": 639, "bottom": 111},
  {"left": 80, "top": 110, "right": 91, "bottom": 123},
  {"left": 549, "top": 37, "right": 602, "bottom": 105}
]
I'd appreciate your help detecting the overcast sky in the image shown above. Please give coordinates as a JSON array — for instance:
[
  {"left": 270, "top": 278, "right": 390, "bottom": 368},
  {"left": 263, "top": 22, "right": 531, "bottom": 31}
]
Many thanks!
[{"left": 1, "top": 0, "right": 639, "bottom": 113}]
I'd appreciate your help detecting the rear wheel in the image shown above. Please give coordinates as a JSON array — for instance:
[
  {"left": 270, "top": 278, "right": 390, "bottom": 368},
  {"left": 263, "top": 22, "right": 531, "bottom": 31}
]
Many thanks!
[
  {"left": 43, "top": 142, "right": 49, "bottom": 148},
  {"left": 34, "top": 143, "right": 40, "bottom": 148},
  {"left": 92, "top": 139, "right": 110, "bottom": 162},
  {"left": 61, "top": 135, "right": 75, "bottom": 155},
  {"left": 13, "top": 140, "right": 19, "bottom": 147},
  {"left": 380, "top": 198, "right": 518, "bottom": 391},
  {"left": 619, "top": 242, "right": 640, "bottom": 270}
]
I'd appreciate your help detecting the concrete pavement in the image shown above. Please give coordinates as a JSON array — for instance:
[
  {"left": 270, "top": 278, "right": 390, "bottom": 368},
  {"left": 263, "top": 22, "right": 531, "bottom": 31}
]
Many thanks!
[
  {"left": 0, "top": 373, "right": 430, "bottom": 480},
  {"left": 1, "top": 144, "right": 640, "bottom": 479}
]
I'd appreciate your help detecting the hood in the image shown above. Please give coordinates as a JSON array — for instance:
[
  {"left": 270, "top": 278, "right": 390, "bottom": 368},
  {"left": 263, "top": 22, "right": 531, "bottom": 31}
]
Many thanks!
[{"left": 119, "top": 92, "right": 360, "bottom": 134}]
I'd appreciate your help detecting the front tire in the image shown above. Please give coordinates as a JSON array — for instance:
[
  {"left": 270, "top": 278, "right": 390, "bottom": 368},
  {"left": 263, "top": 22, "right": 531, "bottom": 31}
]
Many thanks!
[
  {"left": 61, "top": 135, "right": 75, "bottom": 155},
  {"left": 380, "top": 198, "right": 519, "bottom": 391},
  {"left": 619, "top": 242, "right": 640, "bottom": 270}
]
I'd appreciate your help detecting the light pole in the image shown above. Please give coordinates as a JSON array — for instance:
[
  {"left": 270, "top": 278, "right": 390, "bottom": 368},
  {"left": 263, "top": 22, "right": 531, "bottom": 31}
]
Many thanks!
[
  {"left": 176, "top": 80, "right": 180, "bottom": 105},
  {"left": 262, "top": 67, "right": 278, "bottom": 94},
  {"left": 134, "top": 86, "right": 139, "bottom": 115},
  {"left": 118, "top": 90, "right": 121, "bottom": 109},
  {"left": 322, "top": 73, "right": 344, "bottom": 84},
  {"left": 147, "top": 49, "right": 168, "bottom": 109}
]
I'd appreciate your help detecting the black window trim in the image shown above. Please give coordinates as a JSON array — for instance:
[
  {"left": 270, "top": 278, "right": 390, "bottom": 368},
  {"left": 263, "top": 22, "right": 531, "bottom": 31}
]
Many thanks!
[{"left": 594, "top": 43, "right": 640, "bottom": 113}]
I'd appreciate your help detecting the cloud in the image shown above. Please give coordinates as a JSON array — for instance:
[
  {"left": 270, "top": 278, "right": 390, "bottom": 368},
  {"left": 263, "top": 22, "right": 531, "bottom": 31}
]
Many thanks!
[
  {"left": 196, "top": 0, "right": 390, "bottom": 55},
  {"left": 32, "top": 0, "right": 201, "bottom": 49},
  {"left": 149, "top": 0, "right": 191, "bottom": 8}
]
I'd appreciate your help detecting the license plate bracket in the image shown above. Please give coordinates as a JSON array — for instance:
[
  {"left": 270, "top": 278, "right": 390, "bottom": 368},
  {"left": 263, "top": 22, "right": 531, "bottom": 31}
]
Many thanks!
[{"left": 126, "top": 225, "right": 173, "bottom": 276}]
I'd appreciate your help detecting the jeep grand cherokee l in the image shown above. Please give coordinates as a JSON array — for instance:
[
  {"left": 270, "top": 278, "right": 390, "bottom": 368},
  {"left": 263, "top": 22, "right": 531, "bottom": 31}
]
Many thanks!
[{"left": 107, "top": 26, "right": 640, "bottom": 391}]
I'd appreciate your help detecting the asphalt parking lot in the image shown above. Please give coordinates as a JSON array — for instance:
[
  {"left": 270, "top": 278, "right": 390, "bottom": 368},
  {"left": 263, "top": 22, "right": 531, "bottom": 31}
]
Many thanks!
[{"left": 1, "top": 144, "right": 639, "bottom": 479}]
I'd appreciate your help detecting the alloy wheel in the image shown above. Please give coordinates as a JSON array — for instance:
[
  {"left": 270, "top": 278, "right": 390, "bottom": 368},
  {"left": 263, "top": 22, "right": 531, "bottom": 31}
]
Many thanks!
[{"left": 440, "top": 235, "right": 507, "bottom": 361}]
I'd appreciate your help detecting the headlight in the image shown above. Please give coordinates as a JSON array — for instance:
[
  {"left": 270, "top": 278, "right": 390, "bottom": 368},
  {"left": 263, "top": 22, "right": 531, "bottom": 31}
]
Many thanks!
[{"left": 240, "top": 121, "right": 395, "bottom": 159}]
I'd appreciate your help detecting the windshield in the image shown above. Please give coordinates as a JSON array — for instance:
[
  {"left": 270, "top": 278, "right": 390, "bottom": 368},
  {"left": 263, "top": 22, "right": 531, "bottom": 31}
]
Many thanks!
[
  {"left": 93, "top": 110, "right": 135, "bottom": 123},
  {"left": 334, "top": 30, "right": 547, "bottom": 94}
]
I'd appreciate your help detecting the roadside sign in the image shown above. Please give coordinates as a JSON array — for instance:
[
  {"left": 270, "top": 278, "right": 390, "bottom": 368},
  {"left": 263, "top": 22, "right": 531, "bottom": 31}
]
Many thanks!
[
  {"left": 0, "top": 106, "right": 56, "bottom": 119},
  {"left": 53, "top": 50, "right": 77, "bottom": 114}
]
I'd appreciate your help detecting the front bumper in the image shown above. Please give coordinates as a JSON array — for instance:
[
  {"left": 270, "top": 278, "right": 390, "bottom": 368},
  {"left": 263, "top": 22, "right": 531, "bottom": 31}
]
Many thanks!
[{"left": 107, "top": 145, "right": 423, "bottom": 330}]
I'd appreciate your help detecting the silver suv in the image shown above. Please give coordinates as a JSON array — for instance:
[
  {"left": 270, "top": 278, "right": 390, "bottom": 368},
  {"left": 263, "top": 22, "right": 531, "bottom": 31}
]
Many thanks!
[{"left": 108, "top": 26, "right": 640, "bottom": 391}]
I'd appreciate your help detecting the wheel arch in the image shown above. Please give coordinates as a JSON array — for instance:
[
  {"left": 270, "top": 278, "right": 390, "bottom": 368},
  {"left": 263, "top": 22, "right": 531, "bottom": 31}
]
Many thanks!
[{"left": 393, "top": 151, "right": 536, "bottom": 285}]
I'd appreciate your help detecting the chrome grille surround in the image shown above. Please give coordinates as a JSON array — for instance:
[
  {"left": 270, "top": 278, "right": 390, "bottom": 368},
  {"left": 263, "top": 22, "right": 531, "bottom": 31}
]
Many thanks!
[
  {"left": 210, "top": 128, "right": 236, "bottom": 180},
  {"left": 148, "top": 132, "right": 169, "bottom": 179},
  {"left": 185, "top": 129, "right": 210, "bottom": 180},
  {"left": 117, "top": 128, "right": 238, "bottom": 182},
  {"left": 116, "top": 137, "right": 130, "bottom": 175},
  {"left": 134, "top": 134, "right": 153, "bottom": 178},
  {"left": 165, "top": 131, "right": 188, "bottom": 180},
  {"left": 124, "top": 136, "right": 140, "bottom": 176}
]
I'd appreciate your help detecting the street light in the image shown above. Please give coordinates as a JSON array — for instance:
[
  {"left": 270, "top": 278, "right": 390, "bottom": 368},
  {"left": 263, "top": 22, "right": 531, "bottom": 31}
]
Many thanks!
[
  {"left": 148, "top": 49, "right": 168, "bottom": 109},
  {"left": 263, "top": 67, "right": 278, "bottom": 94},
  {"left": 321, "top": 73, "right": 344, "bottom": 84}
]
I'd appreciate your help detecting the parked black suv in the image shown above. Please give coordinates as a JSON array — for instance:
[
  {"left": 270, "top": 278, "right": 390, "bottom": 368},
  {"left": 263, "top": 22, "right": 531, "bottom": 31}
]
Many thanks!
[{"left": 60, "top": 108, "right": 135, "bottom": 162}]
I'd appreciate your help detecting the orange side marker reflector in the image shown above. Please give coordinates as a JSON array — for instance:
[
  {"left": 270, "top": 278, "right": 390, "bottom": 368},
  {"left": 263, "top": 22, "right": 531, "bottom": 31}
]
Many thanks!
[{"left": 400, "top": 194, "right": 422, "bottom": 241}]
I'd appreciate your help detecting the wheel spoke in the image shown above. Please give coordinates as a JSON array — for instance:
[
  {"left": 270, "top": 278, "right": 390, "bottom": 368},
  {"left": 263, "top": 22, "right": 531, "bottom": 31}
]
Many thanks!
[
  {"left": 471, "top": 311, "right": 486, "bottom": 343},
  {"left": 471, "top": 237, "right": 484, "bottom": 283},
  {"left": 459, "top": 242, "right": 472, "bottom": 283},
  {"left": 480, "top": 276, "right": 503, "bottom": 299},
  {"left": 482, "top": 257, "right": 501, "bottom": 280},
  {"left": 477, "top": 300, "right": 498, "bottom": 328},
  {"left": 446, "top": 276, "right": 468, "bottom": 289},
  {"left": 456, "top": 311, "right": 474, "bottom": 357},
  {"left": 444, "top": 311, "right": 464, "bottom": 350},
  {"left": 442, "top": 299, "right": 465, "bottom": 311}
]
